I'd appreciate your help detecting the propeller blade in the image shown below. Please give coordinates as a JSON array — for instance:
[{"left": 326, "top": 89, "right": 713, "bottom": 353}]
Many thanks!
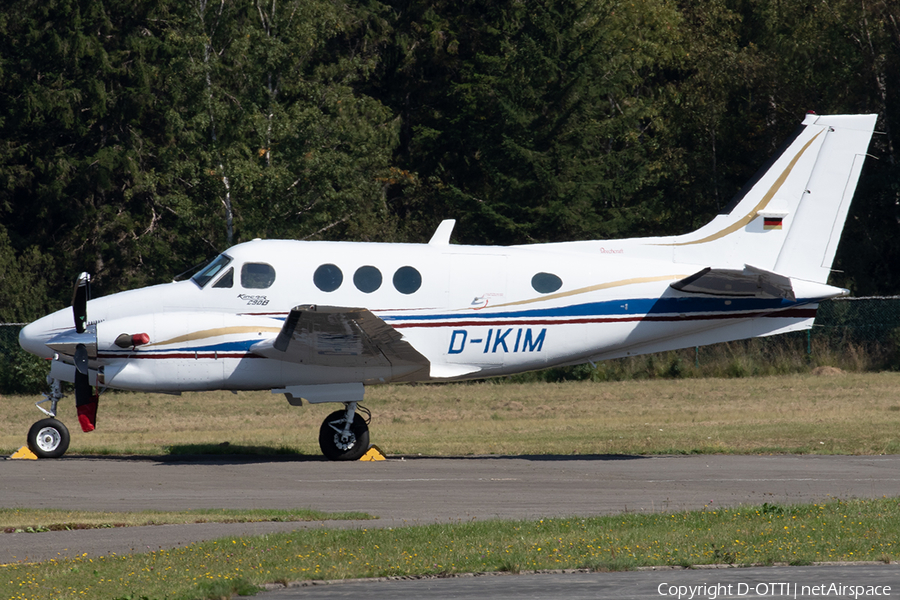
[
  {"left": 72, "top": 272, "right": 91, "bottom": 334},
  {"left": 71, "top": 273, "right": 99, "bottom": 433},
  {"left": 74, "top": 365, "right": 98, "bottom": 432},
  {"left": 74, "top": 343, "right": 89, "bottom": 375},
  {"left": 74, "top": 367, "right": 92, "bottom": 406}
]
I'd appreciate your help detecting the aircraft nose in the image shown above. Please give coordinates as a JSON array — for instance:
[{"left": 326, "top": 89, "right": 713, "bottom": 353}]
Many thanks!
[{"left": 18, "top": 318, "right": 57, "bottom": 359}]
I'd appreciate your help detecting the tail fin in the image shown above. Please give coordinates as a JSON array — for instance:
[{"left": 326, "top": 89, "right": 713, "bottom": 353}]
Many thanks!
[
  {"left": 772, "top": 114, "right": 876, "bottom": 282},
  {"left": 660, "top": 114, "right": 876, "bottom": 283}
]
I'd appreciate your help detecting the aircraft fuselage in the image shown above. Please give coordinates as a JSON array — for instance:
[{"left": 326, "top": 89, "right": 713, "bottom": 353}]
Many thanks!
[{"left": 20, "top": 238, "right": 833, "bottom": 393}]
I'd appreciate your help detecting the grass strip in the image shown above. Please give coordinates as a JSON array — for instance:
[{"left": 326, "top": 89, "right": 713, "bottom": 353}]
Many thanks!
[
  {"left": 6, "top": 374, "right": 900, "bottom": 458},
  {"left": 0, "top": 507, "right": 373, "bottom": 533},
  {"left": 2, "top": 498, "right": 898, "bottom": 600}
]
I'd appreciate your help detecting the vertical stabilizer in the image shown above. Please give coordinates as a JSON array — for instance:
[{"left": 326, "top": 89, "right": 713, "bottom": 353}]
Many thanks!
[
  {"left": 772, "top": 114, "right": 877, "bottom": 282},
  {"left": 614, "top": 114, "right": 877, "bottom": 282}
]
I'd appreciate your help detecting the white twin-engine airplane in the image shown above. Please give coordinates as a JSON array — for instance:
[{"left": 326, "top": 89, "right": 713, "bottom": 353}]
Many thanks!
[{"left": 18, "top": 113, "right": 877, "bottom": 460}]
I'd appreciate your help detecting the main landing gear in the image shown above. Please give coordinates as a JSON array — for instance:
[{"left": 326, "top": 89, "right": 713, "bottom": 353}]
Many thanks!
[
  {"left": 318, "top": 402, "right": 370, "bottom": 461},
  {"left": 27, "top": 378, "right": 71, "bottom": 459}
]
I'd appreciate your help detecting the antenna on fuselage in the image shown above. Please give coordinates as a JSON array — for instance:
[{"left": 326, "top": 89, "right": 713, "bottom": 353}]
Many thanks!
[{"left": 428, "top": 220, "right": 456, "bottom": 246}]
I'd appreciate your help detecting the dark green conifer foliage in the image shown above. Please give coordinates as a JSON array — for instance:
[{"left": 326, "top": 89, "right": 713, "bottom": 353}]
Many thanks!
[
  {"left": 0, "top": 0, "right": 899, "bottom": 314},
  {"left": 371, "top": 0, "right": 684, "bottom": 244}
]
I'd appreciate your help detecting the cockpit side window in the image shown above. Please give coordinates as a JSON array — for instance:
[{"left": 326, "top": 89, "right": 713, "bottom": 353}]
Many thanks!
[
  {"left": 191, "top": 254, "right": 233, "bottom": 288},
  {"left": 241, "top": 263, "right": 276, "bottom": 289},
  {"left": 212, "top": 267, "right": 234, "bottom": 288}
]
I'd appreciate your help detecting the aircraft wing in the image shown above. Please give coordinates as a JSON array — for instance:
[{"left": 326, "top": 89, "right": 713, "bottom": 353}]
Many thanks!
[
  {"left": 670, "top": 265, "right": 795, "bottom": 300},
  {"left": 251, "top": 305, "right": 430, "bottom": 374}
]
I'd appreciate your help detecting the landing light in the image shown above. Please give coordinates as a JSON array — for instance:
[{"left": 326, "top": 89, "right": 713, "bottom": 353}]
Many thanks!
[{"left": 115, "top": 333, "right": 150, "bottom": 348}]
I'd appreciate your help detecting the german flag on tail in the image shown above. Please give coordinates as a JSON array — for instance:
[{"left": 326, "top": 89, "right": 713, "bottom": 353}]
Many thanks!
[{"left": 764, "top": 217, "right": 783, "bottom": 230}]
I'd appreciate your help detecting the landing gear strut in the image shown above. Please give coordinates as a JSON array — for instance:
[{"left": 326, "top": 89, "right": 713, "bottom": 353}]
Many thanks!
[
  {"left": 318, "top": 402, "right": 370, "bottom": 461},
  {"left": 36, "top": 377, "right": 63, "bottom": 418}
]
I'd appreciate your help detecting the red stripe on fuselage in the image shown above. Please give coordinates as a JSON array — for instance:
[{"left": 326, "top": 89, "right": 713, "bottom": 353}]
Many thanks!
[{"left": 389, "top": 308, "right": 817, "bottom": 329}]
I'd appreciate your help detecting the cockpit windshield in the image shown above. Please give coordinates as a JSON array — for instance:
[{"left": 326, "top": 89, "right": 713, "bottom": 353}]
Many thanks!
[{"left": 190, "top": 254, "right": 233, "bottom": 288}]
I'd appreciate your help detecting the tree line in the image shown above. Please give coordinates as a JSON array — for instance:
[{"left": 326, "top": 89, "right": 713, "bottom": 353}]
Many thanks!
[{"left": 1, "top": 0, "right": 899, "bottom": 323}]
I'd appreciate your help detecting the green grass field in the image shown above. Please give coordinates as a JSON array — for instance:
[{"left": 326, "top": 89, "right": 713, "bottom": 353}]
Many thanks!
[
  {"left": 3, "top": 371, "right": 900, "bottom": 457},
  {"left": 1, "top": 498, "right": 898, "bottom": 600},
  {"left": 0, "top": 508, "right": 372, "bottom": 533}
]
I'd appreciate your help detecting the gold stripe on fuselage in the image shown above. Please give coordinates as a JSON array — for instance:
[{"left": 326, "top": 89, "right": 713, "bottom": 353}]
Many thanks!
[
  {"left": 492, "top": 274, "right": 688, "bottom": 309},
  {"left": 146, "top": 326, "right": 282, "bottom": 348}
]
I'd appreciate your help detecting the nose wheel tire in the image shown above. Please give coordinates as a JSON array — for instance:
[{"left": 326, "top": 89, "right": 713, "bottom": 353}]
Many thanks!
[
  {"left": 319, "top": 410, "right": 369, "bottom": 461},
  {"left": 27, "top": 418, "right": 70, "bottom": 459}
]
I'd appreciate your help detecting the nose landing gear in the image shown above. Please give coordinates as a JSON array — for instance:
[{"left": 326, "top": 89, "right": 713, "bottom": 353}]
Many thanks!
[
  {"left": 27, "top": 418, "right": 70, "bottom": 459},
  {"left": 26, "top": 377, "right": 71, "bottom": 459}
]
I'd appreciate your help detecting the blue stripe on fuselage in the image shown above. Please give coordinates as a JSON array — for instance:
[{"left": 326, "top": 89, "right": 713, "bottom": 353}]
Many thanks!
[
  {"left": 382, "top": 296, "right": 811, "bottom": 323},
  {"left": 106, "top": 297, "right": 813, "bottom": 357}
]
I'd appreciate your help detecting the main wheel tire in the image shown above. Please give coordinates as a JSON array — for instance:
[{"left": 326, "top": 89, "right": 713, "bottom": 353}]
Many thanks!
[
  {"left": 318, "top": 410, "right": 369, "bottom": 461},
  {"left": 27, "top": 418, "right": 70, "bottom": 459}
]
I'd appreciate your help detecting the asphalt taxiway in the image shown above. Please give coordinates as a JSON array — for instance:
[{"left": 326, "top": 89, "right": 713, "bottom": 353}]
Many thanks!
[{"left": 2, "top": 453, "right": 899, "bottom": 564}]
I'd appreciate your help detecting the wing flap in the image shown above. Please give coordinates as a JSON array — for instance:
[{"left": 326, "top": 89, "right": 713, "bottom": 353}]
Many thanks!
[
  {"left": 252, "top": 305, "right": 430, "bottom": 376},
  {"left": 670, "top": 265, "right": 795, "bottom": 301}
]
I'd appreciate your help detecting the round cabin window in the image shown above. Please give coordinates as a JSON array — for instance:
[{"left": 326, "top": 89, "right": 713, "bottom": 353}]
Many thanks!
[
  {"left": 393, "top": 266, "right": 422, "bottom": 294},
  {"left": 313, "top": 264, "right": 343, "bottom": 292},
  {"left": 353, "top": 266, "right": 383, "bottom": 293},
  {"left": 531, "top": 272, "right": 562, "bottom": 294}
]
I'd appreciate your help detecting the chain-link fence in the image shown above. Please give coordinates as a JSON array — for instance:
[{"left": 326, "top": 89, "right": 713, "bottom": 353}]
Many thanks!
[
  {"left": 815, "top": 297, "right": 900, "bottom": 340},
  {"left": 0, "top": 323, "right": 25, "bottom": 350},
  {"left": 4, "top": 296, "right": 900, "bottom": 394}
]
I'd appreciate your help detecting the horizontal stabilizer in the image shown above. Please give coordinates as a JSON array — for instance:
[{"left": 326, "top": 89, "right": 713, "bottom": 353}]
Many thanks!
[
  {"left": 671, "top": 265, "right": 795, "bottom": 300},
  {"left": 252, "top": 305, "right": 430, "bottom": 374}
]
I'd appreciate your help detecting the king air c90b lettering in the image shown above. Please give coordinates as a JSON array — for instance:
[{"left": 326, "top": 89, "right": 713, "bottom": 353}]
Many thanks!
[{"left": 17, "top": 114, "right": 878, "bottom": 461}]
